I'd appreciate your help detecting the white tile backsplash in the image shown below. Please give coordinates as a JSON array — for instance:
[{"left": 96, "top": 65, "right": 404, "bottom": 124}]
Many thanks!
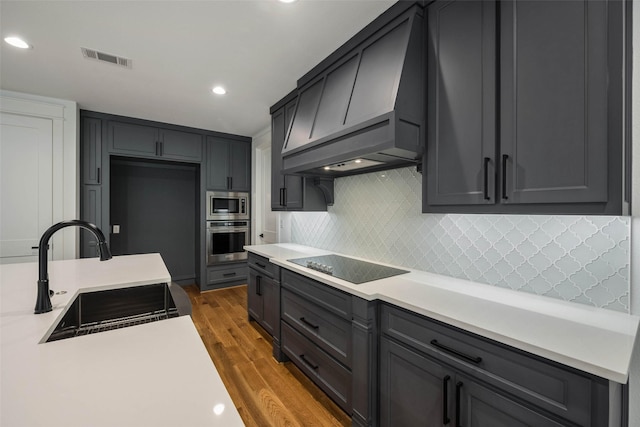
[{"left": 291, "top": 167, "right": 631, "bottom": 312}]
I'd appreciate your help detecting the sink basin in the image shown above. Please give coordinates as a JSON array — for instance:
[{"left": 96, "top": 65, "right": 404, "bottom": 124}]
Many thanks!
[{"left": 45, "top": 283, "right": 191, "bottom": 343}]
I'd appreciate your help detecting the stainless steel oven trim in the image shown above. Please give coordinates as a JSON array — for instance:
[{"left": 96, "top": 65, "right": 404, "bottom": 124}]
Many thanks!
[
  {"left": 206, "top": 191, "right": 249, "bottom": 221},
  {"left": 206, "top": 221, "right": 249, "bottom": 265}
]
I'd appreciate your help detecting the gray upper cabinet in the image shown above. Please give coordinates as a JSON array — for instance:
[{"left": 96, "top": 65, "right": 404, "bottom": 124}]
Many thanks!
[
  {"left": 424, "top": 0, "right": 624, "bottom": 215},
  {"left": 81, "top": 117, "right": 103, "bottom": 185},
  {"left": 271, "top": 97, "right": 303, "bottom": 210},
  {"left": 206, "top": 136, "right": 251, "bottom": 192},
  {"left": 500, "top": 0, "right": 607, "bottom": 205},
  {"left": 425, "top": 0, "right": 496, "bottom": 207},
  {"left": 271, "top": 94, "right": 333, "bottom": 211},
  {"left": 108, "top": 120, "right": 202, "bottom": 163}
]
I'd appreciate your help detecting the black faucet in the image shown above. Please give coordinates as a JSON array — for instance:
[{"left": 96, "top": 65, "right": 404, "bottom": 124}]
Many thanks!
[{"left": 35, "top": 220, "right": 112, "bottom": 314}]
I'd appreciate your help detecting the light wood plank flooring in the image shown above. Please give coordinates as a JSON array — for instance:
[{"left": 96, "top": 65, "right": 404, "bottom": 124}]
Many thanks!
[{"left": 185, "top": 284, "right": 351, "bottom": 427}]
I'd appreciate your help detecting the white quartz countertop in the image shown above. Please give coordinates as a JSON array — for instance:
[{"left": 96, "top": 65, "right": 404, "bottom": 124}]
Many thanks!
[
  {"left": 0, "top": 254, "right": 244, "bottom": 427},
  {"left": 246, "top": 243, "right": 640, "bottom": 384}
]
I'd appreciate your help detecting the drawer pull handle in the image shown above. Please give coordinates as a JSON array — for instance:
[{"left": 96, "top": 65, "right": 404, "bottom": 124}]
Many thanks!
[
  {"left": 299, "top": 354, "right": 318, "bottom": 370},
  {"left": 455, "top": 381, "right": 463, "bottom": 427},
  {"left": 299, "top": 317, "right": 319, "bottom": 330},
  {"left": 443, "top": 375, "right": 451, "bottom": 425},
  {"left": 430, "top": 340, "right": 482, "bottom": 365},
  {"left": 256, "top": 262, "right": 266, "bottom": 269},
  {"left": 223, "top": 272, "right": 237, "bottom": 277}
]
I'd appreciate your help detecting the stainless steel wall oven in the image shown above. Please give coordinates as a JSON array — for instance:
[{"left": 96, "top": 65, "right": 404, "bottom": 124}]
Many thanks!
[{"left": 206, "top": 220, "right": 249, "bottom": 265}]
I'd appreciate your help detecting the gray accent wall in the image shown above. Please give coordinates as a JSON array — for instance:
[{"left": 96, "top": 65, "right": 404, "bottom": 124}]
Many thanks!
[{"left": 291, "top": 167, "right": 630, "bottom": 313}]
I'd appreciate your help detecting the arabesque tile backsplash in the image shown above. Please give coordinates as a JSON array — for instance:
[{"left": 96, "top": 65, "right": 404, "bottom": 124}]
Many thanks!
[{"left": 290, "top": 167, "right": 631, "bottom": 312}]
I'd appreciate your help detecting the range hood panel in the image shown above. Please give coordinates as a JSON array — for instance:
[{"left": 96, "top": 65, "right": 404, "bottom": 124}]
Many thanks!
[{"left": 282, "top": 3, "right": 425, "bottom": 177}]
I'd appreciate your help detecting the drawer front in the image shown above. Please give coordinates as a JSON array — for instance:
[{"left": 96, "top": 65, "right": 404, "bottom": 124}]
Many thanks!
[
  {"left": 281, "top": 269, "right": 351, "bottom": 319},
  {"left": 282, "top": 288, "right": 351, "bottom": 368},
  {"left": 248, "top": 253, "right": 279, "bottom": 278},
  {"left": 381, "top": 304, "right": 601, "bottom": 427},
  {"left": 282, "top": 322, "right": 352, "bottom": 413},
  {"left": 206, "top": 264, "right": 248, "bottom": 285}
]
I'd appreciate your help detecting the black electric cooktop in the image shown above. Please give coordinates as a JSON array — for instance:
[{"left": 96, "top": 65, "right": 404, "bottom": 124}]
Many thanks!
[{"left": 288, "top": 254, "right": 409, "bottom": 284}]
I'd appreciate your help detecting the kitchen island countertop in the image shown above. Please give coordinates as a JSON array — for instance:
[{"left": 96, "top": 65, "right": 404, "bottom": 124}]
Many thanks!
[
  {"left": 246, "top": 243, "right": 640, "bottom": 384},
  {"left": 0, "top": 253, "right": 244, "bottom": 427}
]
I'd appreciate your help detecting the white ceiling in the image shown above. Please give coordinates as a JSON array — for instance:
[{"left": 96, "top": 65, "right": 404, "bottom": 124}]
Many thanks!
[{"left": 0, "top": 0, "right": 396, "bottom": 138}]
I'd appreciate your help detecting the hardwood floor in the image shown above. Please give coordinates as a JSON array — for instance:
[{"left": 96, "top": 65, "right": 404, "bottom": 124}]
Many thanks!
[{"left": 184, "top": 284, "right": 351, "bottom": 427}]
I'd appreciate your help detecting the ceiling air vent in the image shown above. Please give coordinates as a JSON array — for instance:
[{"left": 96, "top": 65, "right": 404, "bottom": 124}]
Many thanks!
[{"left": 81, "top": 47, "right": 132, "bottom": 69}]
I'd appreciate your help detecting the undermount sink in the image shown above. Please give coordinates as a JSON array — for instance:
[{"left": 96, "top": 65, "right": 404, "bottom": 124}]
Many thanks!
[{"left": 45, "top": 282, "right": 191, "bottom": 343}]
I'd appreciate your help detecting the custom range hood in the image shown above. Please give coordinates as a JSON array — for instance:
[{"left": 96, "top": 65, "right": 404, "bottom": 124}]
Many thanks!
[{"left": 281, "top": 3, "right": 424, "bottom": 177}]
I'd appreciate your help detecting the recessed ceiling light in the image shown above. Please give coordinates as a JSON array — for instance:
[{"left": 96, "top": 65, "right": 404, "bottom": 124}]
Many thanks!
[
  {"left": 354, "top": 159, "right": 362, "bottom": 163},
  {"left": 279, "top": 0, "right": 298, "bottom": 3},
  {"left": 323, "top": 166, "right": 331, "bottom": 170},
  {"left": 4, "top": 36, "right": 30, "bottom": 49},
  {"left": 212, "top": 86, "right": 226, "bottom": 95}
]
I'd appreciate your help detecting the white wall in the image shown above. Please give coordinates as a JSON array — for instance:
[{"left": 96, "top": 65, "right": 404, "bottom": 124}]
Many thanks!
[{"left": 0, "top": 90, "right": 78, "bottom": 260}]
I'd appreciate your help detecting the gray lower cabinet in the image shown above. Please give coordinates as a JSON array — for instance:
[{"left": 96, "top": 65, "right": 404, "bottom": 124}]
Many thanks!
[
  {"left": 206, "top": 136, "right": 251, "bottom": 192},
  {"left": 247, "top": 253, "right": 281, "bottom": 355},
  {"left": 424, "top": 0, "right": 624, "bottom": 214},
  {"left": 279, "top": 269, "right": 377, "bottom": 425},
  {"left": 379, "top": 303, "right": 609, "bottom": 427},
  {"left": 108, "top": 120, "right": 202, "bottom": 163},
  {"left": 203, "top": 262, "right": 248, "bottom": 291}
]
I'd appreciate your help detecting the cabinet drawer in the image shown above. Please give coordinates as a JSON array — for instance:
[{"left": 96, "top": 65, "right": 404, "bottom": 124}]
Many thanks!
[
  {"left": 282, "top": 288, "right": 351, "bottom": 368},
  {"left": 282, "top": 322, "right": 352, "bottom": 413},
  {"left": 248, "top": 253, "right": 279, "bottom": 278},
  {"left": 206, "top": 264, "right": 247, "bottom": 285},
  {"left": 381, "top": 304, "right": 604, "bottom": 427},
  {"left": 281, "top": 269, "right": 351, "bottom": 319}
]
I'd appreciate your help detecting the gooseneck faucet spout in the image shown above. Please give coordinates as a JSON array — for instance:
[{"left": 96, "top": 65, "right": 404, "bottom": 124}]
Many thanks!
[{"left": 35, "top": 220, "right": 112, "bottom": 314}]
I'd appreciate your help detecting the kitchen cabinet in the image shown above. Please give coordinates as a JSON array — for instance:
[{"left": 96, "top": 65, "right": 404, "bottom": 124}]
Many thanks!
[
  {"left": 379, "top": 303, "right": 609, "bottom": 427},
  {"left": 82, "top": 117, "right": 102, "bottom": 185},
  {"left": 206, "top": 136, "right": 250, "bottom": 192},
  {"left": 80, "top": 115, "right": 104, "bottom": 258},
  {"left": 270, "top": 93, "right": 334, "bottom": 211},
  {"left": 424, "top": 0, "right": 624, "bottom": 214},
  {"left": 108, "top": 120, "right": 202, "bottom": 163},
  {"left": 247, "top": 253, "right": 282, "bottom": 359},
  {"left": 280, "top": 269, "right": 353, "bottom": 413},
  {"left": 204, "top": 262, "right": 248, "bottom": 291}
]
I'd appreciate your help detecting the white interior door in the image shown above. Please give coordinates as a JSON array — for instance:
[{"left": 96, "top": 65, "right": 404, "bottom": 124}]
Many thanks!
[
  {"left": 260, "top": 146, "right": 278, "bottom": 244},
  {"left": 0, "top": 112, "right": 53, "bottom": 263}
]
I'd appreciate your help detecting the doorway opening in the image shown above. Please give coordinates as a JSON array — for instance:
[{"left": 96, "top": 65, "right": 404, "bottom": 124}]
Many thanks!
[{"left": 110, "top": 156, "right": 199, "bottom": 284}]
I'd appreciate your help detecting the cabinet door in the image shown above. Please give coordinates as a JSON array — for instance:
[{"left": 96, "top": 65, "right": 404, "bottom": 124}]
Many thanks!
[
  {"left": 425, "top": 0, "right": 496, "bottom": 206},
  {"left": 229, "top": 141, "right": 250, "bottom": 191},
  {"left": 456, "top": 375, "right": 566, "bottom": 427},
  {"left": 500, "top": 0, "right": 608, "bottom": 204},
  {"left": 247, "top": 269, "right": 263, "bottom": 322},
  {"left": 80, "top": 185, "right": 102, "bottom": 258},
  {"left": 81, "top": 117, "right": 102, "bottom": 185},
  {"left": 380, "top": 337, "right": 451, "bottom": 427},
  {"left": 271, "top": 107, "right": 286, "bottom": 210},
  {"left": 260, "top": 275, "right": 278, "bottom": 336},
  {"left": 108, "top": 121, "right": 158, "bottom": 157},
  {"left": 206, "top": 137, "right": 230, "bottom": 190},
  {"left": 161, "top": 129, "right": 202, "bottom": 162},
  {"left": 282, "top": 101, "right": 304, "bottom": 209},
  {"left": 272, "top": 100, "right": 303, "bottom": 210}
]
